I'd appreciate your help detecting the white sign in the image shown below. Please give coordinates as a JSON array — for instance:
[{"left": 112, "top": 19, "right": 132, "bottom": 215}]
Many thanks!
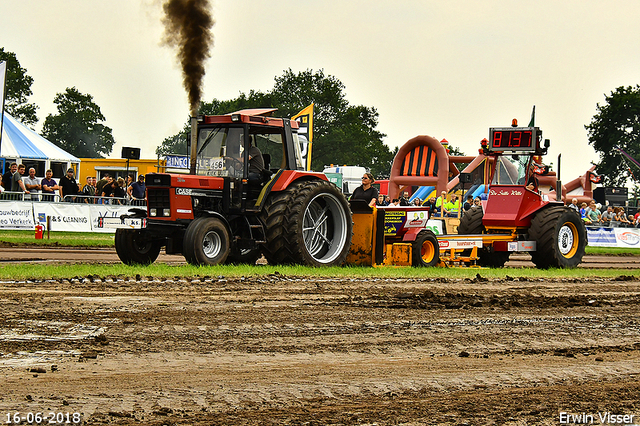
[
  {"left": 166, "top": 155, "right": 190, "bottom": 169},
  {"left": 33, "top": 203, "right": 92, "bottom": 232},
  {"left": 0, "top": 201, "right": 34, "bottom": 230}
]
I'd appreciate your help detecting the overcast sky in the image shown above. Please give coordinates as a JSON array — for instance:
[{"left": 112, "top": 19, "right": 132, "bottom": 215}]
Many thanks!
[{"left": 1, "top": 0, "right": 639, "bottom": 180}]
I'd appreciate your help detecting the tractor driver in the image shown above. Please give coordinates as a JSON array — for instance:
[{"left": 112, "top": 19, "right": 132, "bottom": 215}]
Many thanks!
[
  {"left": 247, "top": 135, "right": 265, "bottom": 184},
  {"left": 526, "top": 157, "right": 548, "bottom": 192}
]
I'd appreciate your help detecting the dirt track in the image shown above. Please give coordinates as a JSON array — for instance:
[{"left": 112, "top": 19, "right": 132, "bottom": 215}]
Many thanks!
[{"left": 1, "top": 252, "right": 639, "bottom": 425}]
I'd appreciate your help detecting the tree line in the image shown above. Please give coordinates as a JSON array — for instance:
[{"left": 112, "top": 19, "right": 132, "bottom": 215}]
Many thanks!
[{"left": 2, "top": 47, "right": 639, "bottom": 183}]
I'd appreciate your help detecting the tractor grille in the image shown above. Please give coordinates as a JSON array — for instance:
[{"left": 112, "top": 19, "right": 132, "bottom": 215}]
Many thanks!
[{"left": 147, "top": 188, "right": 171, "bottom": 217}]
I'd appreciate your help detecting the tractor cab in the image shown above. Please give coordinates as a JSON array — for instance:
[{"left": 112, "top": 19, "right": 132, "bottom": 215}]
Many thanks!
[
  {"left": 480, "top": 123, "right": 559, "bottom": 229},
  {"left": 193, "top": 109, "right": 306, "bottom": 211}
]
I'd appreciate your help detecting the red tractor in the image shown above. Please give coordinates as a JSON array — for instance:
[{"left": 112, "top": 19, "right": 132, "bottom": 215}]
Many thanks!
[
  {"left": 456, "top": 124, "right": 587, "bottom": 268},
  {"left": 385, "top": 121, "right": 588, "bottom": 268},
  {"left": 113, "top": 109, "right": 353, "bottom": 267}
]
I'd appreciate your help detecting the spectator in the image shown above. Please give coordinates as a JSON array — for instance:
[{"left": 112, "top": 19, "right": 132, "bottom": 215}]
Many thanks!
[
  {"left": 412, "top": 197, "right": 422, "bottom": 206},
  {"left": 96, "top": 174, "right": 109, "bottom": 195},
  {"left": 388, "top": 198, "right": 400, "bottom": 206},
  {"left": 580, "top": 203, "right": 591, "bottom": 224},
  {"left": 11, "top": 164, "right": 30, "bottom": 198},
  {"left": 434, "top": 191, "right": 448, "bottom": 217},
  {"left": 114, "top": 177, "right": 126, "bottom": 204},
  {"left": 2, "top": 163, "right": 17, "bottom": 191},
  {"left": 1, "top": 163, "right": 17, "bottom": 189},
  {"left": 424, "top": 196, "right": 437, "bottom": 218},
  {"left": 601, "top": 205, "right": 615, "bottom": 226},
  {"left": 585, "top": 201, "right": 601, "bottom": 225},
  {"left": 444, "top": 194, "right": 460, "bottom": 217},
  {"left": 59, "top": 168, "right": 79, "bottom": 202},
  {"left": 127, "top": 174, "right": 146, "bottom": 204},
  {"left": 399, "top": 191, "right": 411, "bottom": 206},
  {"left": 473, "top": 196, "right": 482, "bottom": 209},
  {"left": 350, "top": 172, "right": 378, "bottom": 207},
  {"left": 81, "top": 176, "right": 96, "bottom": 203},
  {"left": 101, "top": 176, "right": 116, "bottom": 203},
  {"left": 23, "top": 167, "right": 41, "bottom": 201},
  {"left": 614, "top": 207, "right": 630, "bottom": 227},
  {"left": 41, "top": 169, "right": 59, "bottom": 202},
  {"left": 375, "top": 193, "right": 388, "bottom": 207},
  {"left": 568, "top": 198, "right": 580, "bottom": 215},
  {"left": 463, "top": 194, "right": 473, "bottom": 212}
]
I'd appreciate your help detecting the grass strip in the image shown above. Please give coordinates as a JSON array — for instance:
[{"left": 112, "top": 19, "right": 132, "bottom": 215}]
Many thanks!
[{"left": 0, "top": 230, "right": 114, "bottom": 247}]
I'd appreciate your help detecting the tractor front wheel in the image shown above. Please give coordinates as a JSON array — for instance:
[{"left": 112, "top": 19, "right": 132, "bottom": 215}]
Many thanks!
[
  {"left": 115, "top": 229, "right": 161, "bottom": 265},
  {"left": 183, "top": 217, "right": 230, "bottom": 266},
  {"left": 529, "top": 207, "right": 586, "bottom": 269}
]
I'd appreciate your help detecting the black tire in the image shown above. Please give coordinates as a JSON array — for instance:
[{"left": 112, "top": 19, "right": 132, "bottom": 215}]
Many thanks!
[
  {"left": 458, "top": 206, "right": 484, "bottom": 234},
  {"left": 261, "top": 180, "right": 352, "bottom": 267},
  {"left": 457, "top": 206, "right": 509, "bottom": 267},
  {"left": 412, "top": 230, "right": 440, "bottom": 267},
  {"left": 115, "top": 228, "right": 161, "bottom": 265},
  {"left": 183, "top": 217, "right": 230, "bottom": 266},
  {"left": 529, "top": 206, "right": 587, "bottom": 269}
]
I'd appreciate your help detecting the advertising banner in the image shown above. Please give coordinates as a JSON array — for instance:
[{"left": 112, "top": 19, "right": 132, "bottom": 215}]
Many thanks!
[
  {"left": 89, "top": 204, "right": 133, "bottom": 233},
  {"left": 587, "top": 226, "right": 640, "bottom": 248},
  {"left": 0, "top": 201, "right": 35, "bottom": 229},
  {"left": 6, "top": 202, "right": 134, "bottom": 233},
  {"left": 33, "top": 203, "right": 92, "bottom": 232},
  {"left": 612, "top": 227, "right": 640, "bottom": 248}
]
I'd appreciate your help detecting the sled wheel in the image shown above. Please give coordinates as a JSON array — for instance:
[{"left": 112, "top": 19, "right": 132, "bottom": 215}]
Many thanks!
[{"left": 412, "top": 230, "right": 440, "bottom": 267}]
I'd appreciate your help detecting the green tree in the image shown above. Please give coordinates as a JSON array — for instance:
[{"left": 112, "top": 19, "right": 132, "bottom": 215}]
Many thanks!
[
  {"left": 156, "top": 69, "right": 394, "bottom": 177},
  {"left": 586, "top": 85, "right": 640, "bottom": 186},
  {"left": 0, "top": 47, "right": 38, "bottom": 126},
  {"left": 42, "top": 87, "right": 115, "bottom": 158}
]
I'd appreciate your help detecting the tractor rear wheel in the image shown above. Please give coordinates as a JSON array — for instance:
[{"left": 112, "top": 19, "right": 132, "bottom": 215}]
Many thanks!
[
  {"left": 458, "top": 206, "right": 484, "bottom": 234},
  {"left": 457, "top": 207, "right": 510, "bottom": 267},
  {"left": 529, "top": 206, "right": 586, "bottom": 269},
  {"left": 115, "top": 229, "right": 161, "bottom": 265},
  {"left": 183, "top": 217, "right": 230, "bottom": 266},
  {"left": 261, "top": 180, "right": 352, "bottom": 267},
  {"left": 412, "top": 230, "right": 440, "bottom": 267}
]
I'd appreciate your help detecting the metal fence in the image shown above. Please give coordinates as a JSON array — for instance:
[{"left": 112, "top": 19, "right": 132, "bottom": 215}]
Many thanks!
[{"left": 0, "top": 191, "right": 147, "bottom": 206}]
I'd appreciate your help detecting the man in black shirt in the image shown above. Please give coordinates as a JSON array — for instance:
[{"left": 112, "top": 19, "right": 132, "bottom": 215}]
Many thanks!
[{"left": 59, "top": 168, "right": 80, "bottom": 202}]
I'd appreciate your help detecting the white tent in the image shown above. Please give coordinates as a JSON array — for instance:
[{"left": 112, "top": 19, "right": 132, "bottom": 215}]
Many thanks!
[{"left": 0, "top": 111, "right": 79, "bottom": 176}]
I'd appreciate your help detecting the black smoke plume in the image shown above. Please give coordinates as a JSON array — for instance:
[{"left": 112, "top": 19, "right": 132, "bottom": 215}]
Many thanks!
[{"left": 162, "top": 0, "right": 214, "bottom": 115}]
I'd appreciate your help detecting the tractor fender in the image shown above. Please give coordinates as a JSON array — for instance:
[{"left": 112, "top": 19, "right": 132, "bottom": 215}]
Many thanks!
[
  {"left": 194, "top": 210, "right": 231, "bottom": 233},
  {"left": 519, "top": 200, "right": 565, "bottom": 223},
  {"left": 269, "top": 170, "right": 329, "bottom": 192},
  {"left": 401, "top": 227, "right": 422, "bottom": 242},
  {"left": 255, "top": 170, "right": 330, "bottom": 209}
]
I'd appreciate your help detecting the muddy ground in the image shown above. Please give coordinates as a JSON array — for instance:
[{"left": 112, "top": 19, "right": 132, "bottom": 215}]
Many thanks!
[{"left": 0, "top": 268, "right": 639, "bottom": 425}]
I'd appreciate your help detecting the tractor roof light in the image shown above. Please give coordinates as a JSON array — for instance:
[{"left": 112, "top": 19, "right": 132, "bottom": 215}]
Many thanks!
[{"left": 231, "top": 114, "right": 241, "bottom": 122}]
